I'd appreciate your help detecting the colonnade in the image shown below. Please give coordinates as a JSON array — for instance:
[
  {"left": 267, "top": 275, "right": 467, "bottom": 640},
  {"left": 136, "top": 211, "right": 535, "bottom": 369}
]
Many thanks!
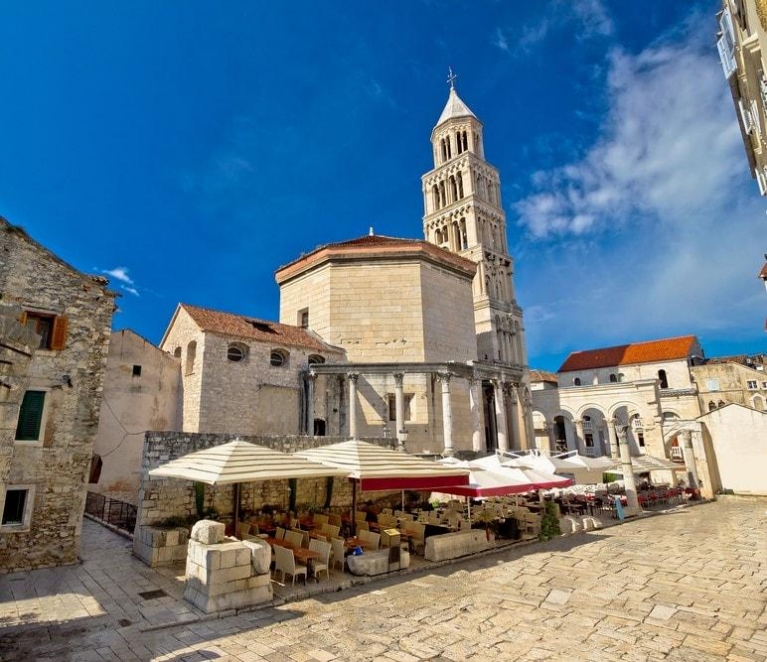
[{"left": 305, "top": 366, "right": 531, "bottom": 457}]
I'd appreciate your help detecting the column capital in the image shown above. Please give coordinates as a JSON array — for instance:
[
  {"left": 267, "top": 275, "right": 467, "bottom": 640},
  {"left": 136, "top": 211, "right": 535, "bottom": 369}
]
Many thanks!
[
  {"left": 306, "top": 370, "right": 317, "bottom": 382},
  {"left": 393, "top": 372, "right": 404, "bottom": 385},
  {"left": 436, "top": 371, "right": 453, "bottom": 384},
  {"left": 347, "top": 372, "right": 359, "bottom": 383}
]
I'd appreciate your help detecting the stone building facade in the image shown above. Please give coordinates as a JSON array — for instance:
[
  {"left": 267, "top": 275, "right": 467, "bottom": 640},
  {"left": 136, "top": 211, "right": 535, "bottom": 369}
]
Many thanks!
[
  {"left": 0, "top": 219, "right": 115, "bottom": 572},
  {"left": 691, "top": 354, "right": 767, "bottom": 412},
  {"left": 160, "top": 304, "right": 345, "bottom": 436},
  {"left": 90, "top": 329, "right": 182, "bottom": 504}
]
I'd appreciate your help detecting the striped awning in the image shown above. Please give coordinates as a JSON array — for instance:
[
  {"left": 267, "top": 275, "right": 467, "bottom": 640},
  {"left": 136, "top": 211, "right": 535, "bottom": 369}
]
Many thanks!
[
  {"left": 149, "top": 440, "right": 349, "bottom": 485},
  {"left": 295, "top": 440, "right": 470, "bottom": 491}
]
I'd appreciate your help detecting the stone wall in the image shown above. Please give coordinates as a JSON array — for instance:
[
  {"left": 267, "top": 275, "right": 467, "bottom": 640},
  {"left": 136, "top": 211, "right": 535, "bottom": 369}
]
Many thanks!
[
  {"left": 91, "top": 330, "right": 182, "bottom": 505},
  {"left": 135, "top": 432, "right": 396, "bottom": 532},
  {"left": 0, "top": 220, "right": 115, "bottom": 572}
]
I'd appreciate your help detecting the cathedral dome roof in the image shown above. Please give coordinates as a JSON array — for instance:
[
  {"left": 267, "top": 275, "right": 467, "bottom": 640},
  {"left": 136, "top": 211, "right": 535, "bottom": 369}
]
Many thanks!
[{"left": 435, "top": 87, "right": 477, "bottom": 126}]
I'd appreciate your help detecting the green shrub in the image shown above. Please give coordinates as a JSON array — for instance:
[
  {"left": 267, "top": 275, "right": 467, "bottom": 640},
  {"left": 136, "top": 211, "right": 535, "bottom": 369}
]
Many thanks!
[{"left": 539, "top": 501, "right": 561, "bottom": 541}]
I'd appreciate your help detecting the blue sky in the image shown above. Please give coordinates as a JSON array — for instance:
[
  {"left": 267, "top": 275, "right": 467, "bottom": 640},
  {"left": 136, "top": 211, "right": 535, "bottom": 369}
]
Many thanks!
[{"left": 1, "top": 1, "right": 764, "bottom": 371}]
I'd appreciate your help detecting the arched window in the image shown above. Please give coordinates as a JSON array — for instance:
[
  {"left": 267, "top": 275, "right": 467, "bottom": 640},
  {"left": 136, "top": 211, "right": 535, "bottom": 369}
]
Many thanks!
[
  {"left": 617, "top": 373, "right": 625, "bottom": 382},
  {"left": 432, "top": 185, "right": 440, "bottom": 210},
  {"left": 459, "top": 218, "right": 467, "bottom": 249},
  {"left": 308, "top": 354, "right": 325, "bottom": 365},
  {"left": 456, "top": 132, "right": 463, "bottom": 155},
  {"left": 753, "top": 395, "right": 764, "bottom": 410},
  {"left": 462, "top": 131, "right": 468, "bottom": 151},
  {"left": 449, "top": 176, "right": 457, "bottom": 203},
  {"left": 446, "top": 135, "right": 452, "bottom": 159},
  {"left": 173, "top": 347, "right": 181, "bottom": 359},
  {"left": 440, "top": 138, "right": 447, "bottom": 162},
  {"left": 718, "top": 400, "right": 726, "bottom": 408},
  {"left": 574, "top": 378, "right": 582, "bottom": 386},
  {"left": 658, "top": 369, "right": 669, "bottom": 389},
  {"left": 185, "top": 341, "right": 196, "bottom": 376},
  {"left": 227, "top": 343, "right": 248, "bottom": 362},
  {"left": 439, "top": 181, "right": 446, "bottom": 207},
  {"left": 270, "top": 349, "right": 288, "bottom": 367},
  {"left": 456, "top": 172, "right": 464, "bottom": 198},
  {"left": 609, "top": 374, "right": 617, "bottom": 382},
  {"left": 708, "top": 401, "right": 716, "bottom": 412}
]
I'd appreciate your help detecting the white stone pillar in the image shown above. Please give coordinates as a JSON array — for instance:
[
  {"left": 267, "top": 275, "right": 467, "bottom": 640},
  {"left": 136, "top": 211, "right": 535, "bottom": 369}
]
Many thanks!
[
  {"left": 394, "top": 372, "right": 406, "bottom": 451},
  {"left": 348, "top": 373, "right": 359, "bottom": 440},
  {"left": 438, "top": 372, "right": 454, "bottom": 457},
  {"left": 606, "top": 421, "right": 618, "bottom": 458},
  {"left": 493, "top": 380, "right": 508, "bottom": 451},
  {"left": 306, "top": 372, "right": 316, "bottom": 437},
  {"left": 574, "top": 419, "right": 584, "bottom": 454},
  {"left": 508, "top": 385, "right": 521, "bottom": 451},
  {"left": 469, "top": 378, "right": 482, "bottom": 453},
  {"left": 681, "top": 430, "right": 699, "bottom": 489},
  {"left": 614, "top": 421, "right": 639, "bottom": 516}
]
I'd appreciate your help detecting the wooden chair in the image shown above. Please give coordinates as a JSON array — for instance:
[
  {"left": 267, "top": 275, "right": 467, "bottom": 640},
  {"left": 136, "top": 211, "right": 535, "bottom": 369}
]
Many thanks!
[
  {"left": 273, "top": 545, "right": 306, "bottom": 586},
  {"left": 330, "top": 537, "right": 345, "bottom": 573},
  {"left": 284, "top": 530, "right": 304, "bottom": 549},
  {"left": 275, "top": 527, "right": 286, "bottom": 540},
  {"left": 313, "top": 513, "right": 329, "bottom": 528},
  {"left": 308, "top": 539, "right": 331, "bottom": 581},
  {"left": 328, "top": 513, "right": 342, "bottom": 527},
  {"left": 358, "top": 530, "right": 380, "bottom": 550}
]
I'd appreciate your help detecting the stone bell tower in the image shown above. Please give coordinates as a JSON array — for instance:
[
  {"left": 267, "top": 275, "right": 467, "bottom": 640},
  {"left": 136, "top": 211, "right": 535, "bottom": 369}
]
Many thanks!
[{"left": 421, "top": 72, "right": 528, "bottom": 369}]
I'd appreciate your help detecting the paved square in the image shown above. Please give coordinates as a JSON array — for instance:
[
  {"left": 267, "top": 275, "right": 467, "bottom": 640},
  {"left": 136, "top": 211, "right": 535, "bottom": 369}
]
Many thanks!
[{"left": 1, "top": 498, "right": 765, "bottom": 661}]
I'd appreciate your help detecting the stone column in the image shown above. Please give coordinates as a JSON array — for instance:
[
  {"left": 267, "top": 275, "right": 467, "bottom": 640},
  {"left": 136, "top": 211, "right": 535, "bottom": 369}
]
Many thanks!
[
  {"left": 681, "top": 430, "right": 699, "bottom": 489},
  {"left": 573, "top": 419, "right": 584, "bottom": 454},
  {"left": 348, "top": 373, "right": 359, "bottom": 440},
  {"left": 606, "top": 421, "right": 618, "bottom": 458},
  {"left": 469, "top": 377, "right": 482, "bottom": 452},
  {"left": 508, "top": 384, "right": 521, "bottom": 451},
  {"left": 438, "top": 372, "right": 454, "bottom": 457},
  {"left": 394, "top": 373, "right": 406, "bottom": 451},
  {"left": 305, "top": 372, "right": 316, "bottom": 437},
  {"left": 614, "top": 421, "right": 639, "bottom": 516},
  {"left": 493, "top": 380, "right": 508, "bottom": 451}
]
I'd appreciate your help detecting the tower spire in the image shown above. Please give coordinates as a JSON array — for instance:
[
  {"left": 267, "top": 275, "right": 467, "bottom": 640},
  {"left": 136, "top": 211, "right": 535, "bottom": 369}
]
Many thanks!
[{"left": 447, "top": 67, "right": 458, "bottom": 91}]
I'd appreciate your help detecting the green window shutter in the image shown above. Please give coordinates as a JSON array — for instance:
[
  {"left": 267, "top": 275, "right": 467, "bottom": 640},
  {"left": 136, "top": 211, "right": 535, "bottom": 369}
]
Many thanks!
[{"left": 15, "top": 391, "right": 45, "bottom": 441}]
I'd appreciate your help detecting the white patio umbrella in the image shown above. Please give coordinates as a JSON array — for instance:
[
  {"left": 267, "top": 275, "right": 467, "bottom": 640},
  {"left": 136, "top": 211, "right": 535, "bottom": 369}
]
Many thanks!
[
  {"left": 295, "top": 440, "right": 470, "bottom": 535},
  {"left": 470, "top": 454, "right": 573, "bottom": 490},
  {"left": 149, "top": 440, "right": 349, "bottom": 527}
]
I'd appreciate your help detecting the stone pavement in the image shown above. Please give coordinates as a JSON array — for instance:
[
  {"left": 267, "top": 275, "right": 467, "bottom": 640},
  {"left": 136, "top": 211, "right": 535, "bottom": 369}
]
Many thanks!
[{"left": 1, "top": 498, "right": 766, "bottom": 661}]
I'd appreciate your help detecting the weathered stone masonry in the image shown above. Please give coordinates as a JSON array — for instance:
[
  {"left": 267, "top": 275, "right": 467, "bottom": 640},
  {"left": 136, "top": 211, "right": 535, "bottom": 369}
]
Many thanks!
[{"left": 0, "top": 220, "right": 115, "bottom": 573}]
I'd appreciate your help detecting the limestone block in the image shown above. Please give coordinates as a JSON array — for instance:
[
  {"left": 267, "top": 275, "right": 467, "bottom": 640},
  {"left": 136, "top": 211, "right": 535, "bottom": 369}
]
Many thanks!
[
  {"left": 219, "top": 547, "right": 239, "bottom": 569},
  {"left": 242, "top": 539, "right": 272, "bottom": 575},
  {"left": 346, "top": 549, "right": 391, "bottom": 576},
  {"left": 191, "top": 519, "right": 225, "bottom": 545}
]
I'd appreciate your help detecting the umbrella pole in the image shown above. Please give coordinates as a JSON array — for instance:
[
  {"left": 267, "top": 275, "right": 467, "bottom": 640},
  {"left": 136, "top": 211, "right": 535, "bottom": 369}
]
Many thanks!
[
  {"left": 234, "top": 483, "right": 241, "bottom": 537},
  {"left": 351, "top": 479, "right": 357, "bottom": 538}
]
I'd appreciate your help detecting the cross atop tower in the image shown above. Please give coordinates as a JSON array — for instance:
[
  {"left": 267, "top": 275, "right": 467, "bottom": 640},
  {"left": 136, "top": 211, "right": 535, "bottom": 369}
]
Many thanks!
[{"left": 447, "top": 67, "right": 458, "bottom": 90}]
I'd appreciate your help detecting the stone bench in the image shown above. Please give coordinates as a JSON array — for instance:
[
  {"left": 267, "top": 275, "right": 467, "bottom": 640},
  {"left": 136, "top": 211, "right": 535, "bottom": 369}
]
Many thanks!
[
  {"left": 424, "top": 529, "right": 490, "bottom": 562},
  {"left": 346, "top": 547, "right": 410, "bottom": 576}
]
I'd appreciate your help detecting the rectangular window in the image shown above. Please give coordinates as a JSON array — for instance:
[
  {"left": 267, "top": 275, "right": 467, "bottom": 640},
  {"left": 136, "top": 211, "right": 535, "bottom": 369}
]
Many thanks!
[
  {"left": 637, "top": 432, "right": 646, "bottom": 448},
  {"left": 15, "top": 390, "right": 46, "bottom": 441},
  {"left": 387, "top": 394, "right": 413, "bottom": 422},
  {"left": 584, "top": 432, "right": 594, "bottom": 447},
  {"left": 2, "top": 489, "right": 28, "bottom": 526},
  {"left": 747, "top": 380, "right": 758, "bottom": 390},
  {"left": 132, "top": 364, "right": 142, "bottom": 377},
  {"left": 298, "top": 308, "right": 309, "bottom": 328},
  {"left": 21, "top": 311, "right": 68, "bottom": 350},
  {"left": 705, "top": 378, "right": 721, "bottom": 392}
]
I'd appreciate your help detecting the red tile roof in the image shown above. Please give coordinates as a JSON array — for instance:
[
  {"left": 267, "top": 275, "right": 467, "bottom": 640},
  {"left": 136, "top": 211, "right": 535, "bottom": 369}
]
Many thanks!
[
  {"left": 529, "top": 369, "right": 558, "bottom": 384},
  {"left": 558, "top": 336, "right": 698, "bottom": 372},
  {"left": 759, "top": 261, "right": 767, "bottom": 280},
  {"left": 275, "top": 234, "right": 477, "bottom": 284},
  {"left": 180, "top": 304, "right": 333, "bottom": 352}
]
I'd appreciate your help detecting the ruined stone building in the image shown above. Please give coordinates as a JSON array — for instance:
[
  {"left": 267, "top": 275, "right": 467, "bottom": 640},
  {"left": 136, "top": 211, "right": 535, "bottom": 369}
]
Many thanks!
[{"left": 0, "top": 218, "right": 114, "bottom": 572}]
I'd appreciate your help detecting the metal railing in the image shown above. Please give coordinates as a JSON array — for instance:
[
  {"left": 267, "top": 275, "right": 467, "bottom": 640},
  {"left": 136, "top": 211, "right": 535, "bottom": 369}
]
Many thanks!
[{"left": 85, "top": 491, "right": 137, "bottom": 536}]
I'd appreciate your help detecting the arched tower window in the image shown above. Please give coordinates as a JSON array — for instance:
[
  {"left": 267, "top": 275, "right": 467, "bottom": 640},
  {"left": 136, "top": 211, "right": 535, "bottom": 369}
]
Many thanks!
[
  {"left": 432, "top": 185, "right": 440, "bottom": 211},
  {"left": 609, "top": 374, "right": 617, "bottom": 382},
  {"left": 185, "top": 341, "right": 196, "bottom": 376},
  {"left": 440, "top": 138, "right": 447, "bottom": 163},
  {"left": 462, "top": 131, "right": 468, "bottom": 151},
  {"left": 449, "top": 175, "right": 457, "bottom": 203},
  {"left": 173, "top": 347, "right": 181, "bottom": 359},
  {"left": 573, "top": 377, "right": 581, "bottom": 386},
  {"left": 446, "top": 135, "right": 452, "bottom": 159},
  {"left": 456, "top": 171, "right": 464, "bottom": 198},
  {"left": 658, "top": 369, "right": 669, "bottom": 389},
  {"left": 439, "top": 181, "right": 446, "bottom": 207},
  {"left": 459, "top": 218, "right": 467, "bottom": 249}
]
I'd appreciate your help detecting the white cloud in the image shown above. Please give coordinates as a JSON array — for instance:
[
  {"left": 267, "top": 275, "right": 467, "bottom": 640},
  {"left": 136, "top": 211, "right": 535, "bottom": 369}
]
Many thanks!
[
  {"left": 121, "top": 285, "right": 140, "bottom": 297},
  {"left": 502, "top": 0, "right": 612, "bottom": 55},
  {"left": 514, "top": 18, "right": 766, "bottom": 360},
  {"left": 103, "top": 266, "right": 134, "bottom": 284}
]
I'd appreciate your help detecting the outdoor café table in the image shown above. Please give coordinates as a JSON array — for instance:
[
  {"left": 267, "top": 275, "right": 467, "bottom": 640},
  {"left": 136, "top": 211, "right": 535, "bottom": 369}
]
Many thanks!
[{"left": 264, "top": 537, "right": 295, "bottom": 549}]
